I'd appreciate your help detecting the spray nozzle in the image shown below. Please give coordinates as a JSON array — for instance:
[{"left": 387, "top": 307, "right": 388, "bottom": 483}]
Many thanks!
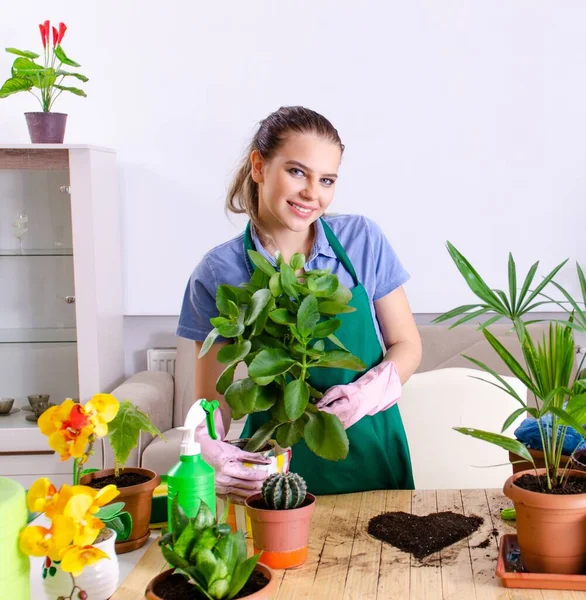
[{"left": 178, "top": 398, "right": 220, "bottom": 456}]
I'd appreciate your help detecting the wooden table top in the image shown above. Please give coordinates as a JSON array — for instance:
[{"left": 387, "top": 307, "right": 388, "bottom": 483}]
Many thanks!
[{"left": 111, "top": 488, "right": 586, "bottom": 600}]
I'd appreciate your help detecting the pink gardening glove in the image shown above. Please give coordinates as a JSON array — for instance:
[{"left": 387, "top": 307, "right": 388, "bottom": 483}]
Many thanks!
[
  {"left": 195, "top": 410, "right": 271, "bottom": 503},
  {"left": 315, "top": 361, "right": 402, "bottom": 429}
]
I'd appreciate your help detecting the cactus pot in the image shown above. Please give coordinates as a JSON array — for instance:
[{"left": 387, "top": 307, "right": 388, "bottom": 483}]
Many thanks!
[
  {"left": 145, "top": 564, "right": 277, "bottom": 599},
  {"left": 245, "top": 493, "right": 316, "bottom": 570}
]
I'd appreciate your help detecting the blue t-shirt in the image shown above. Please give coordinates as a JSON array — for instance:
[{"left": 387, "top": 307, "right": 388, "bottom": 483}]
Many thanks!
[{"left": 177, "top": 214, "right": 410, "bottom": 347}]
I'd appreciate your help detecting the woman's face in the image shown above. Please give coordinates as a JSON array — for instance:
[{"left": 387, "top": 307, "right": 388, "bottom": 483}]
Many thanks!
[{"left": 252, "top": 133, "right": 342, "bottom": 235}]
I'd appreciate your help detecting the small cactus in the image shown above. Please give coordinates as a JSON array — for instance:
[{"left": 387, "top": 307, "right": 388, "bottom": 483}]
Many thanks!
[{"left": 262, "top": 472, "right": 307, "bottom": 510}]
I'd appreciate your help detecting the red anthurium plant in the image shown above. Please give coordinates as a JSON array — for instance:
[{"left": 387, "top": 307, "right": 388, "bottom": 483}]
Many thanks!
[{"left": 0, "top": 20, "right": 88, "bottom": 112}]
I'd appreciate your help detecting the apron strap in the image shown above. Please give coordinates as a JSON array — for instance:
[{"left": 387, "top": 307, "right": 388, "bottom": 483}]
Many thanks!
[{"left": 243, "top": 219, "right": 359, "bottom": 287}]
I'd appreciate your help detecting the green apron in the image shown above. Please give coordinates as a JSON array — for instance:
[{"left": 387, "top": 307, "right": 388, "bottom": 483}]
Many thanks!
[{"left": 240, "top": 219, "right": 414, "bottom": 494}]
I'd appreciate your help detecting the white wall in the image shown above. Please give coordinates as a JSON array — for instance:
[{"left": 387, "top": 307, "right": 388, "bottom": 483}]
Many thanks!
[{"left": 2, "top": 2, "right": 586, "bottom": 319}]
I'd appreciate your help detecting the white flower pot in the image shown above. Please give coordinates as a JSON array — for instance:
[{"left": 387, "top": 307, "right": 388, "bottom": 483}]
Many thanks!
[{"left": 42, "top": 530, "right": 119, "bottom": 600}]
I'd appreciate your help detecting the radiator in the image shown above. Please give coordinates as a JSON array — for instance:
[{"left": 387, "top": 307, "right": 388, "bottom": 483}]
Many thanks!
[{"left": 147, "top": 347, "right": 177, "bottom": 377}]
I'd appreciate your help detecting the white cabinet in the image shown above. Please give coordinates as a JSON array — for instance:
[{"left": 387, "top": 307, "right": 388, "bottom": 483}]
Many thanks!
[{"left": 0, "top": 145, "right": 124, "bottom": 486}]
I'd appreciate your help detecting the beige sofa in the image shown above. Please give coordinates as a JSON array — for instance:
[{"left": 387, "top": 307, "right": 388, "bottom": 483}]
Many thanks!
[{"left": 105, "top": 323, "right": 550, "bottom": 488}]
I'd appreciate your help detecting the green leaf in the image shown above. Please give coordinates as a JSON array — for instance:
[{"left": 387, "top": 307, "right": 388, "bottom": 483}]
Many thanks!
[
  {"left": 244, "top": 420, "right": 279, "bottom": 452},
  {"left": 269, "top": 272, "right": 283, "bottom": 297},
  {"left": 194, "top": 500, "right": 216, "bottom": 531},
  {"left": 95, "top": 502, "right": 125, "bottom": 520},
  {"left": 290, "top": 253, "right": 305, "bottom": 270},
  {"left": 216, "top": 285, "right": 239, "bottom": 316},
  {"left": 454, "top": 427, "right": 535, "bottom": 464},
  {"left": 276, "top": 420, "right": 304, "bottom": 447},
  {"left": 304, "top": 411, "right": 349, "bottom": 460},
  {"left": 214, "top": 534, "right": 239, "bottom": 574},
  {"left": 508, "top": 253, "right": 518, "bottom": 312},
  {"left": 270, "top": 395, "right": 289, "bottom": 422},
  {"left": 171, "top": 495, "right": 188, "bottom": 542},
  {"left": 311, "top": 319, "right": 341, "bottom": 339},
  {"left": 175, "top": 521, "right": 197, "bottom": 559},
  {"left": 308, "top": 274, "right": 339, "bottom": 297},
  {"left": 280, "top": 263, "right": 299, "bottom": 299},
  {"left": 516, "top": 261, "right": 539, "bottom": 312},
  {"left": 216, "top": 364, "right": 237, "bottom": 395},
  {"left": 433, "top": 304, "right": 483, "bottom": 324},
  {"left": 104, "top": 512, "right": 132, "bottom": 541},
  {"left": 297, "top": 294, "right": 320, "bottom": 337},
  {"left": 252, "top": 298, "right": 273, "bottom": 337},
  {"left": 194, "top": 548, "right": 219, "bottom": 585},
  {"left": 519, "top": 259, "right": 568, "bottom": 313},
  {"left": 107, "top": 401, "right": 163, "bottom": 469},
  {"left": 217, "top": 341, "right": 251, "bottom": 365},
  {"left": 5, "top": 48, "right": 40, "bottom": 59},
  {"left": 501, "top": 407, "right": 528, "bottom": 433},
  {"left": 254, "top": 384, "right": 278, "bottom": 411},
  {"left": 551, "top": 407, "right": 586, "bottom": 440},
  {"left": 284, "top": 379, "right": 310, "bottom": 421},
  {"left": 449, "top": 307, "right": 490, "bottom": 329},
  {"left": 55, "top": 69, "right": 88, "bottom": 82},
  {"left": 248, "top": 348, "right": 297, "bottom": 378},
  {"left": 53, "top": 83, "right": 86, "bottom": 97},
  {"left": 307, "top": 383, "right": 324, "bottom": 399},
  {"left": 565, "top": 393, "right": 586, "bottom": 425},
  {"left": 244, "top": 289, "right": 272, "bottom": 326},
  {"left": 216, "top": 322, "right": 244, "bottom": 337},
  {"left": 318, "top": 301, "right": 356, "bottom": 315},
  {"left": 247, "top": 250, "right": 276, "bottom": 276},
  {"left": 327, "top": 333, "right": 349, "bottom": 351},
  {"left": 11, "top": 57, "right": 44, "bottom": 75},
  {"left": 160, "top": 544, "right": 189, "bottom": 569},
  {"left": 268, "top": 308, "right": 296, "bottom": 325},
  {"left": 54, "top": 45, "right": 81, "bottom": 67},
  {"left": 228, "top": 555, "right": 261, "bottom": 600},
  {"left": 248, "top": 267, "right": 271, "bottom": 292},
  {"left": 314, "top": 350, "right": 366, "bottom": 371},
  {"left": 224, "top": 378, "right": 259, "bottom": 420},
  {"left": 198, "top": 328, "right": 219, "bottom": 357},
  {"left": 0, "top": 76, "right": 32, "bottom": 97}
]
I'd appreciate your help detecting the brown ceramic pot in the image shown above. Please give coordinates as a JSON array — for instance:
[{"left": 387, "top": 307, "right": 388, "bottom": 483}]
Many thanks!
[
  {"left": 245, "top": 493, "right": 315, "bottom": 569},
  {"left": 80, "top": 467, "right": 160, "bottom": 554},
  {"left": 504, "top": 468, "right": 586, "bottom": 574},
  {"left": 24, "top": 112, "right": 67, "bottom": 143},
  {"left": 145, "top": 564, "right": 277, "bottom": 599}
]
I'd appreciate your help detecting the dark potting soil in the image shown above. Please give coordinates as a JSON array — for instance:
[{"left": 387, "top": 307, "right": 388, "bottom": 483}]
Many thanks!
[
  {"left": 153, "top": 571, "right": 269, "bottom": 600},
  {"left": 367, "top": 511, "right": 483, "bottom": 559},
  {"left": 515, "top": 473, "right": 586, "bottom": 494},
  {"left": 87, "top": 472, "right": 150, "bottom": 489}
]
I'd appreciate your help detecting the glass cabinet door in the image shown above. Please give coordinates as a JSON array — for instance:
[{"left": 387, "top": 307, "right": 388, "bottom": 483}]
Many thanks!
[{"left": 0, "top": 166, "right": 79, "bottom": 409}]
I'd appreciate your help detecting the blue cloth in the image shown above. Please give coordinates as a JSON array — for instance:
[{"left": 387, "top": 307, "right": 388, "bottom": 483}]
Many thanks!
[
  {"left": 514, "top": 415, "right": 586, "bottom": 454},
  {"left": 176, "top": 214, "right": 410, "bottom": 346}
]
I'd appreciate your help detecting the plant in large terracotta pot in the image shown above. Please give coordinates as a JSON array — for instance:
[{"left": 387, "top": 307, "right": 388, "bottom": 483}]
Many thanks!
[
  {"left": 20, "top": 478, "right": 125, "bottom": 600},
  {"left": 199, "top": 249, "right": 366, "bottom": 461},
  {"left": 80, "top": 400, "right": 164, "bottom": 553},
  {"left": 245, "top": 472, "right": 315, "bottom": 570},
  {"left": 0, "top": 20, "right": 88, "bottom": 143},
  {"left": 435, "top": 243, "right": 586, "bottom": 574},
  {"left": 146, "top": 497, "right": 276, "bottom": 600}
]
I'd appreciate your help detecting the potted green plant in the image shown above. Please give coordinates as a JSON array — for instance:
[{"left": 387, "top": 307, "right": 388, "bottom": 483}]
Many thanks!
[
  {"left": 435, "top": 242, "right": 586, "bottom": 574},
  {"left": 244, "top": 472, "right": 315, "bottom": 570},
  {"left": 199, "top": 249, "right": 366, "bottom": 461},
  {"left": 0, "top": 20, "right": 88, "bottom": 143},
  {"left": 80, "top": 400, "right": 165, "bottom": 553},
  {"left": 146, "top": 498, "right": 276, "bottom": 600}
]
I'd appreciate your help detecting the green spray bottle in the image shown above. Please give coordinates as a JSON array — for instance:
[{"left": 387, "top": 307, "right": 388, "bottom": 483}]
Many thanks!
[{"left": 166, "top": 398, "right": 219, "bottom": 531}]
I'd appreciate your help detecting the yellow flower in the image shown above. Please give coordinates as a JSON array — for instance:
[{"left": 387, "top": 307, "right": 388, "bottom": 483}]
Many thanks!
[
  {"left": 84, "top": 394, "right": 119, "bottom": 437},
  {"left": 60, "top": 545, "right": 109, "bottom": 577},
  {"left": 19, "top": 515, "right": 75, "bottom": 560},
  {"left": 27, "top": 478, "right": 57, "bottom": 514}
]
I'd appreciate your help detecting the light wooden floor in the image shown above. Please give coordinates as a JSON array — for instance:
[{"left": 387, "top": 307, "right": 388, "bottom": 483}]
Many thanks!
[{"left": 111, "top": 489, "right": 586, "bottom": 600}]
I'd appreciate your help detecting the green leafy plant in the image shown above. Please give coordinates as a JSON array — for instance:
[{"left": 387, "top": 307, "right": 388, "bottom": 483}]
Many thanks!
[
  {"left": 199, "top": 250, "right": 366, "bottom": 461},
  {"left": 159, "top": 498, "right": 261, "bottom": 600},
  {"left": 435, "top": 242, "right": 586, "bottom": 491},
  {"left": 106, "top": 400, "right": 165, "bottom": 477},
  {"left": 0, "top": 20, "right": 87, "bottom": 112},
  {"left": 94, "top": 500, "right": 133, "bottom": 542},
  {"left": 261, "top": 472, "right": 307, "bottom": 510}
]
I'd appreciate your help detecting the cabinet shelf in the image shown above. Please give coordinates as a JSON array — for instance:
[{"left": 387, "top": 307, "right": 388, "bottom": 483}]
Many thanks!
[
  {"left": 0, "top": 249, "right": 73, "bottom": 257},
  {"left": 0, "top": 328, "right": 76, "bottom": 344}
]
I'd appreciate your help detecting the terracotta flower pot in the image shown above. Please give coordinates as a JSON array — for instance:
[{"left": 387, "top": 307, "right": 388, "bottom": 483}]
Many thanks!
[
  {"left": 24, "top": 112, "right": 67, "bottom": 143},
  {"left": 80, "top": 467, "right": 161, "bottom": 554},
  {"left": 145, "top": 564, "right": 277, "bottom": 599},
  {"left": 245, "top": 493, "right": 315, "bottom": 570},
  {"left": 508, "top": 448, "right": 586, "bottom": 474},
  {"left": 503, "top": 468, "right": 586, "bottom": 574}
]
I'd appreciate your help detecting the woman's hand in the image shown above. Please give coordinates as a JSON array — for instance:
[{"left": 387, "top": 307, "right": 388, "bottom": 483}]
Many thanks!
[{"left": 315, "top": 360, "right": 402, "bottom": 429}]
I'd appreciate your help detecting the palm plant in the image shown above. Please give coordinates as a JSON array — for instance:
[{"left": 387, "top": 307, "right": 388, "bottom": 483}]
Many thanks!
[{"left": 434, "top": 242, "right": 586, "bottom": 491}]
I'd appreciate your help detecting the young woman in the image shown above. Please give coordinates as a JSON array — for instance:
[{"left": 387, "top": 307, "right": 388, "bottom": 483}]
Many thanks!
[{"left": 177, "top": 106, "right": 422, "bottom": 500}]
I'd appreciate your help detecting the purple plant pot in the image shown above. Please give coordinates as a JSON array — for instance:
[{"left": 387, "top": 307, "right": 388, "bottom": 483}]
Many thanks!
[{"left": 24, "top": 112, "right": 67, "bottom": 143}]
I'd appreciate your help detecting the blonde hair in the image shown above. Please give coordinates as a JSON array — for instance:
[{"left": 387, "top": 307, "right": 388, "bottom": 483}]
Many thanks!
[{"left": 226, "top": 106, "right": 344, "bottom": 245}]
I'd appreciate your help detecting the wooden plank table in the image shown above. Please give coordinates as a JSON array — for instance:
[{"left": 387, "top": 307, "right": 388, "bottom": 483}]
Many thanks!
[{"left": 111, "top": 489, "right": 586, "bottom": 600}]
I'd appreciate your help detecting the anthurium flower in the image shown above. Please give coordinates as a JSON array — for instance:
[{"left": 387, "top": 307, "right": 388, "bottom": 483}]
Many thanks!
[
  {"left": 19, "top": 515, "right": 75, "bottom": 560},
  {"left": 58, "top": 22, "right": 67, "bottom": 45},
  {"left": 60, "top": 545, "right": 109, "bottom": 577},
  {"left": 27, "top": 478, "right": 57, "bottom": 513},
  {"left": 84, "top": 394, "right": 119, "bottom": 437}
]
